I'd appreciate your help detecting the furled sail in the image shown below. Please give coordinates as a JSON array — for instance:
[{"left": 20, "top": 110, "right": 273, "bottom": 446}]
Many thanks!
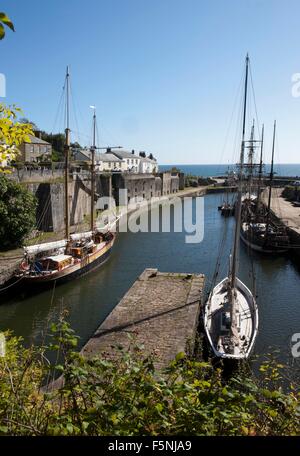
[
  {"left": 24, "top": 240, "right": 67, "bottom": 255},
  {"left": 70, "top": 231, "right": 93, "bottom": 241}
]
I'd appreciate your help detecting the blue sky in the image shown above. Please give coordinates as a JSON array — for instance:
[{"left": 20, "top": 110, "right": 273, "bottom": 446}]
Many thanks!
[{"left": 1, "top": 0, "right": 300, "bottom": 164}]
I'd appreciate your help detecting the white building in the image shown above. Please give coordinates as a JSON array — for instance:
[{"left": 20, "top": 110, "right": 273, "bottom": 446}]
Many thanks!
[
  {"left": 109, "top": 150, "right": 140, "bottom": 173},
  {"left": 139, "top": 156, "right": 158, "bottom": 174},
  {"left": 95, "top": 153, "right": 126, "bottom": 172},
  {"left": 72, "top": 147, "right": 158, "bottom": 174}
]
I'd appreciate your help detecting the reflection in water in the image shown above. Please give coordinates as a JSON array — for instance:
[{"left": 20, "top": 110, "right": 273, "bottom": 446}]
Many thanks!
[{"left": 0, "top": 193, "right": 300, "bottom": 364}]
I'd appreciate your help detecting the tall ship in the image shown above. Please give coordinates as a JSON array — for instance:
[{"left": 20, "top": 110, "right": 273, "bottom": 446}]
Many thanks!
[
  {"left": 15, "top": 68, "right": 116, "bottom": 286},
  {"left": 204, "top": 55, "right": 258, "bottom": 360},
  {"left": 240, "top": 120, "right": 289, "bottom": 253}
]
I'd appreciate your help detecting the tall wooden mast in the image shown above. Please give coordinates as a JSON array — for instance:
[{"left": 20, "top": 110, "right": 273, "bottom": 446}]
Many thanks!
[
  {"left": 256, "top": 123, "right": 264, "bottom": 209},
  {"left": 64, "top": 66, "right": 71, "bottom": 239},
  {"left": 265, "top": 120, "right": 276, "bottom": 235},
  {"left": 230, "top": 54, "right": 249, "bottom": 291},
  {"left": 90, "top": 107, "right": 96, "bottom": 232}
]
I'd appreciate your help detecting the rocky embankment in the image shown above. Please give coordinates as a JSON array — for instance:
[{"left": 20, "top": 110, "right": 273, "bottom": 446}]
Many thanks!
[{"left": 0, "top": 252, "right": 23, "bottom": 286}]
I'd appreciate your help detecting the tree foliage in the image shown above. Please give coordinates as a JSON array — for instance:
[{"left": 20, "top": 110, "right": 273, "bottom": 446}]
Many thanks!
[
  {"left": 0, "top": 104, "right": 34, "bottom": 171},
  {"left": 0, "top": 318, "right": 299, "bottom": 436},
  {"left": 39, "top": 132, "right": 65, "bottom": 162},
  {"left": 0, "top": 12, "right": 14, "bottom": 40},
  {"left": 0, "top": 175, "right": 37, "bottom": 249}
]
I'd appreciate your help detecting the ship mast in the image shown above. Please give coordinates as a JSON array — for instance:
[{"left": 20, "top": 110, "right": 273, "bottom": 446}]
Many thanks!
[
  {"left": 230, "top": 54, "right": 249, "bottom": 292},
  {"left": 265, "top": 120, "right": 276, "bottom": 235},
  {"left": 64, "top": 66, "right": 71, "bottom": 240},
  {"left": 256, "top": 124, "right": 264, "bottom": 211},
  {"left": 247, "top": 120, "right": 255, "bottom": 198},
  {"left": 90, "top": 106, "right": 96, "bottom": 232}
]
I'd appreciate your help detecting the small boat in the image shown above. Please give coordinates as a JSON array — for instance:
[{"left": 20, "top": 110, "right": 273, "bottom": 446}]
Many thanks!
[
  {"left": 219, "top": 202, "right": 235, "bottom": 217},
  {"left": 204, "top": 276, "right": 258, "bottom": 359},
  {"left": 204, "top": 55, "right": 258, "bottom": 360}
]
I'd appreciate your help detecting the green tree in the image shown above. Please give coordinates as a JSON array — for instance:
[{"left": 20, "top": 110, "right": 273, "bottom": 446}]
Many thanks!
[
  {"left": 0, "top": 12, "right": 14, "bottom": 40},
  {"left": 19, "top": 117, "right": 38, "bottom": 131},
  {"left": 0, "top": 103, "right": 34, "bottom": 171},
  {"left": 40, "top": 132, "right": 65, "bottom": 162},
  {"left": 0, "top": 175, "right": 37, "bottom": 249}
]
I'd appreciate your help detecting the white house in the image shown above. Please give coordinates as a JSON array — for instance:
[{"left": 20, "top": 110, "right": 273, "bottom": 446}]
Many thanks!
[
  {"left": 95, "top": 153, "right": 126, "bottom": 172},
  {"left": 139, "top": 156, "right": 158, "bottom": 174},
  {"left": 109, "top": 150, "right": 140, "bottom": 173}
]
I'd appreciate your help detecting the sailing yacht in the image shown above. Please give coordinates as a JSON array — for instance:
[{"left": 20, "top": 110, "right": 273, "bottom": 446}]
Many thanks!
[
  {"left": 15, "top": 68, "right": 116, "bottom": 286},
  {"left": 204, "top": 55, "right": 258, "bottom": 360}
]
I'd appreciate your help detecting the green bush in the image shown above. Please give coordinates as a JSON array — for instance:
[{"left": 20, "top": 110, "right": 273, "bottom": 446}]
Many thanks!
[
  {"left": 0, "top": 174, "right": 37, "bottom": 249},
  {"left": 0, "top": 319, "right": 299, "bottom": 436}
]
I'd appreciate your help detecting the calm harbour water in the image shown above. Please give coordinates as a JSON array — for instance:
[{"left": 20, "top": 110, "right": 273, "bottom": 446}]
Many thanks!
[{"left": 0, "top": 192, "right": 300, "bottom": 364}]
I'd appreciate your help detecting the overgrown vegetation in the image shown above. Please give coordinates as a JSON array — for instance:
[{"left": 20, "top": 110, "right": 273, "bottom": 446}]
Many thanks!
[
  {"left": 0, "top": 318, "right": 299, "bottom": 436},
  {"left": 0, "top": 174, "right": 37, "bottom": 249},
  {"left": 282, "top": 186, "right": 300, "bottom": 202},
  {"left": 185, "top": 174, "right": 216, "bottom": 187}
]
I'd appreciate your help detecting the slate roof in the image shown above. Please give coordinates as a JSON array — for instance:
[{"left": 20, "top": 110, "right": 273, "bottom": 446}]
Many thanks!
[{"left": 25, "top": 134, "right": 51, "bottom": 145}]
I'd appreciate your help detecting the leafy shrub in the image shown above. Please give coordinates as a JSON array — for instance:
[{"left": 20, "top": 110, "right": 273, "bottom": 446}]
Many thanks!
[
  {"left": 0, "top": 174, "right": 37, "bottom": 249},
  {"left": 0, "top": 319, "right": 299, "bottom": 436}
]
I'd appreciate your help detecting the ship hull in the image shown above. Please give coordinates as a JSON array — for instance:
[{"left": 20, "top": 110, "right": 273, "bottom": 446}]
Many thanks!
[
  {"left": 240, "top": 227, "right": 288, "bottom": 254},
  {"left": 203, "top": 277, "right": 258, "bottom": 360},
  {"left": 18, "top": 237, "right": 115, "bottom": 287}
]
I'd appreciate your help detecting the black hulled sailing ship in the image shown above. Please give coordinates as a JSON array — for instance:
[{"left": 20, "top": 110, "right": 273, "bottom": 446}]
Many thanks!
[
  {"left": 240, "top": 121, "right": 289, "bottom": 253},
  {"left": 15, "top": 69, "right": 116, "bottom": 286}
]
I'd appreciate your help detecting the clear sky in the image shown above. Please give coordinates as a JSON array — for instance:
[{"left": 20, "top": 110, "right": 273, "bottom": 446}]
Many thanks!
[{"left": 1, "top": 0, "right": 300, "bottom": 164}]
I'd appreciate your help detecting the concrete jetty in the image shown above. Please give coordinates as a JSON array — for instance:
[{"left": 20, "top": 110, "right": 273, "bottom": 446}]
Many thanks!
[{"left": 81, "top": 268, "right": 205, "bottom": 369}]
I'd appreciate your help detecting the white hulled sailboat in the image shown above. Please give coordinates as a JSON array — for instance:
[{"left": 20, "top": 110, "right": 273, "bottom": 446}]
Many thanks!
[{"left": 204, "top": 55, "right": 258, "bottom": 360}]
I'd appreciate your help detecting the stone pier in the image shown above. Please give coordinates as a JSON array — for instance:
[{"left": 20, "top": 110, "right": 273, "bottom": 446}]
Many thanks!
[
  {"left": 81, "top": 268, "right": 205, "bottom": 369},
  {"left": 262, "top": 187, "right": 300, "bottom": 259}
]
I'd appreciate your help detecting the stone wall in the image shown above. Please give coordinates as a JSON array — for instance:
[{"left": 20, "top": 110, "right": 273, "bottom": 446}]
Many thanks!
[
  {"left": 9, "top": 168, "right": 64, "bottom": 183},
  {"left": 27, "top": 174, "right": 112, "bottom": 232},
  {"left": 112, "top": 173, "right": 157, "bottom": 205}
]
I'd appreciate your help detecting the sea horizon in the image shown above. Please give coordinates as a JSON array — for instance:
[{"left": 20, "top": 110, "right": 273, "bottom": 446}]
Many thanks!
[{"left": 159, "top": 163, "right": 300, "bottom": 177}]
